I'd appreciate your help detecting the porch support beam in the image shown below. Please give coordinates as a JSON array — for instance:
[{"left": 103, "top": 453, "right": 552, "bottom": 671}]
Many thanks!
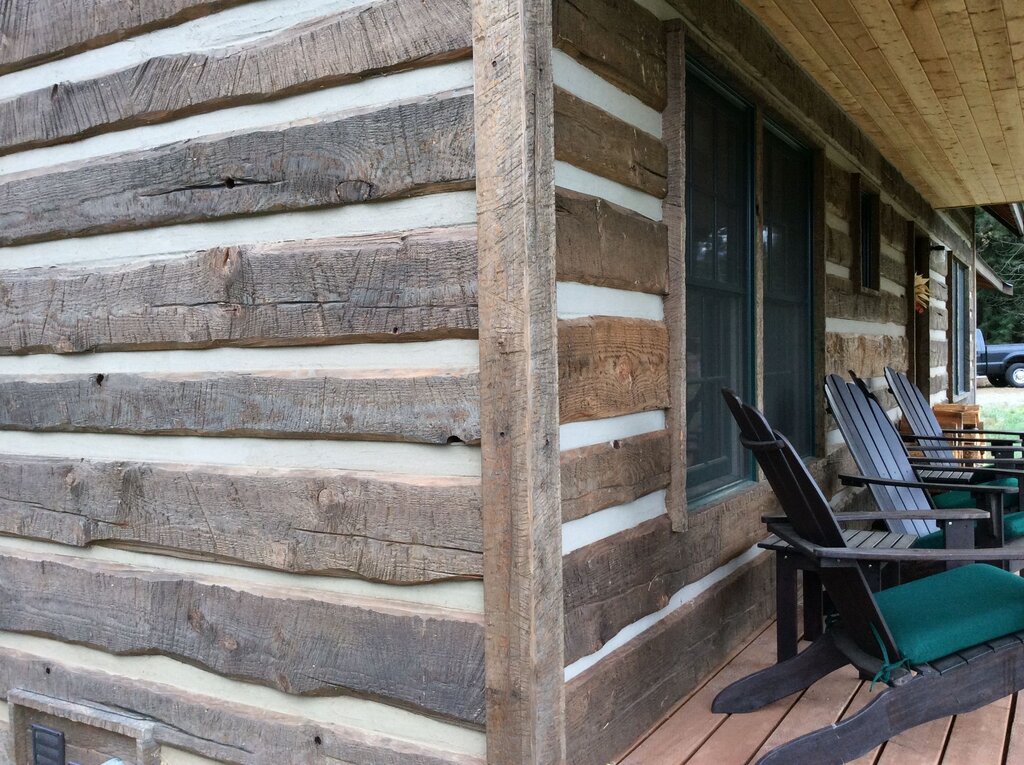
[{"left": 472, "top": 0, "right": 566, "bottom": 763}]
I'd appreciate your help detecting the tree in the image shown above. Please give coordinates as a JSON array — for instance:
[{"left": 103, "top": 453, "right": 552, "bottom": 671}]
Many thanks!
[{"left": 977, "top": 210, "right": 1024, "bottom": 343}]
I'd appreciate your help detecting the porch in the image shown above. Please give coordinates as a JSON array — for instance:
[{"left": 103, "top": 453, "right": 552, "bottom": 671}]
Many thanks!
[{"left": 622, "top": 619, "right": 1024, "bottom": 765}]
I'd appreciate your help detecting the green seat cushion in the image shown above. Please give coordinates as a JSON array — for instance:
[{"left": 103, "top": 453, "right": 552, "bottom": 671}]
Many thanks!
[
  {"left": 875, "top": 563, "right": 1024, "bottom": 665},
  {"left": 910, "top": 510, "right": 1024, "bottom": 548},
  {"left": 932, "top": 489, "right": 974, "bottom": 509}
]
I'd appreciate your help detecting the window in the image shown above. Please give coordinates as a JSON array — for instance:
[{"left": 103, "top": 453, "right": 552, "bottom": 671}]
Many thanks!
[
  {"left": 951, "top": 259, "right": 971, "bottom": 395},
  {"left": 685, "top": 70, "right": 754, "bottom": 500},
  {"left": 762, "top": 126, "right": 814, "bottom": 456},
  {"left": 853, "top": 177, "right": 881, "bottom": 291}
]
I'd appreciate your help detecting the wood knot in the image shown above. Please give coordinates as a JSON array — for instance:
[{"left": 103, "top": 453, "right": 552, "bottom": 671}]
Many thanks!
[{"left": 218, "top": 635, "right": 239, "bottom": 651}]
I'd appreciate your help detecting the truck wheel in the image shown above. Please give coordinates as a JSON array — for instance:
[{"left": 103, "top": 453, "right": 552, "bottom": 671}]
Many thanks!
[
  {"left": 989, "top": 375, "right": 1009, "bottom": 387},
  {"left": 1007, "top": 363, "right": 1024, "bottom": 388}
]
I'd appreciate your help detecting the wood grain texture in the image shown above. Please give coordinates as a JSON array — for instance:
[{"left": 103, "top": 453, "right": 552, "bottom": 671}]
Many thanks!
[
  {"left": 565, "top": 553, "right": 774, "bottom": 765},
  {"left": 0, "top": 0, "right": 472, "bottom": 154},
  {"left": 663, "top": 23, "right": 687, "bottom": 531},
  {"left": 0, "top": 551, "right": 486, "bottom": 725},
  {"left": 0, "top": 647, "right": 484, "bottom": 765},
  {"left": 558, "top": 316, "right": 669, "bottom": 424},
  {"left": 0, "top": 369, "right": 480, "bottom": 445},
  {"left": 825, "top": 332, "right": 909, "bottom": 380},
  {"left": 552, "top": 0, "right": 666, "bottom": 110},
  {"left": 473, "top": 0, "right": 566, "bottom": 759},
  {"left": 0, "top": 227, "right": 478, "bottom": 354},
  {"left": 0, "top": 455, "right": 481, "bottom": 583},
  {"left": 0, "top": 0, "right": 250, "bottom": 75},
  {"left": 560, "top": 430, "right": 670, "bottom": 523},
  {"left": 0, "top": 92, "right": 475, "bottom": 247},
  {"left": 554, "top": 189, "right": 667, "bottom": 293},
  {"left": 553, "top": 87, "right": 667, "bottom": 197}
]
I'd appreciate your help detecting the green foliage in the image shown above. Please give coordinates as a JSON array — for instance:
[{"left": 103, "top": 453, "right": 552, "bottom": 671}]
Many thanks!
[
  {"left": 977, "top": 211, "right": 1024, "bottom": 344},
  {"left": 980, "top": 400, "right": 1024, "bottom": 432}
]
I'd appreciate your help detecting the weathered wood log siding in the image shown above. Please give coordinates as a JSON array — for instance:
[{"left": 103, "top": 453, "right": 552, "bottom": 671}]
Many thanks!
[
  {"left": 553, "top": 0, "right": 977, "bottom": 762},
  {"left": 0, "top": 1, "right": 486, "bottom": 762}
]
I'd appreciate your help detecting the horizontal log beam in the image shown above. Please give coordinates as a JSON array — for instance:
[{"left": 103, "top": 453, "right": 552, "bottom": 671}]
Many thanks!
[
  {"left": 565, "top": 554, "right": 774, "bottom": 765},
  {"left": 0, "top": 227, "right": 478, "bottom": 355},
  {"left": 552, "top": 0, "right": 666, "bottom": 110},
  {"left": 826, "top": 275, "right": 905, "bottom": 324},
  {"left": 0, "top": 0, "right": 472, "bottom": 154},
  {"left": 0, "top": 369, "right": 480, "bottom": 444},
  {"left": 0, "top": 0, "right": 250, "bottom": 75},
  {"left": 560, "top": 430, "right": 669, "bottom": 523},
  {"left": 554, "top": 88, "right": 667, "bottom": 197},
  {"left": 825, "top": 332, "right": 909, "bottom": 380},
  {"left": 558, "top": 316, "right": 669, "bottom": 424},
  {"left": 555, "top": 189, "right": 668, "bottom": 294},
  {"left": 0, "top": 455, "right": 481, "bottom": 583},
  {"left": 0, "top": 92, "right": 475, "bottom": 247},
  {"left": 0, "top": 551, "right": 486, "bottom": 725}
]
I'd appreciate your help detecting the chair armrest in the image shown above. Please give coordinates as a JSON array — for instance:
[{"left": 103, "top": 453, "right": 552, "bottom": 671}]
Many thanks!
[
  {"left": 906, "top": 443, "right": 1024, "bottom": 454},
  {"left": 943, "top": 428, "right": 1024, "bottom": 440},
  {"left": 909, "top": 459, "right": 1024, "bottom": 476},
  {"left": 839, "top": 473, "right": 1016, "bottom": 493},
  {"left": 760, "top": 508, "right": 989, "bottom": 524},
  {"left": 813, "top": 546, "right": 1024, "bottom": 564}
]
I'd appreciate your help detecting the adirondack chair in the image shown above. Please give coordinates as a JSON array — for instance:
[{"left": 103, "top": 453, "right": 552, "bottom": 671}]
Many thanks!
[
  {"left": 883, "top": 367, "right": 1024, "bottom": 509},
  {"left": 717, "top": 388, "right": 1024, "bottom": 765},
  {"left": 824, "top": 373, "right": 1022, "bottom": 549}
]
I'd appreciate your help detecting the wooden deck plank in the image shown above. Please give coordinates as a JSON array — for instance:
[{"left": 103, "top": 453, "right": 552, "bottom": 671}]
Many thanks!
[
  {"left": 942, "top": 695, "right": 1012, "bottom": 765},
  {"left": 751, "top": 663, "right": 862, "bottom": 761},
  {"left": 841, "top": 682, "right": 882, "bottom": 765},
  {"left": 873, "top": 714, "right": 952, "bottom": 765},
  {"left": 619, "top": 624, "right": 774, "bottom": 765},
  {"left": 1003, "top": 694, "right": 1024, "bottom": 765}
]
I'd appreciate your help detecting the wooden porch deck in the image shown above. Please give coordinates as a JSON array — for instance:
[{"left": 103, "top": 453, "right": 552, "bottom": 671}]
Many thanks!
[{"left": 620, "top": 620, "right": 1024, "bottom": 765}]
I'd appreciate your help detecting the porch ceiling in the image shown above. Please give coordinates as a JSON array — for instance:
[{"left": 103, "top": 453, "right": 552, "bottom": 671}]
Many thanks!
[{"left": 737, "top": 0, "right": 1024, "bottom": 209}]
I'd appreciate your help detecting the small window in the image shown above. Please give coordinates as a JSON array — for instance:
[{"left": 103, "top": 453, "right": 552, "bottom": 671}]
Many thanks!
[
  {"left": 853, "top": 176, "right": 881, "bottom": 291},
  {"left": 951, "top": 259, "right": 971, "bottom": 395}
]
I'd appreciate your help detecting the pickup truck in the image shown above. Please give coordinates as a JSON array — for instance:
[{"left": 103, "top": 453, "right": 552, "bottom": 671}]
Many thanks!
[{"left": 977, "top": 329, "right": 1024, "bottom": 387}]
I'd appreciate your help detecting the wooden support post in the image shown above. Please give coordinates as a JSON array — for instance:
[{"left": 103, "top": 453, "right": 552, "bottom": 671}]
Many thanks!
[{"left": 473, "top": 1, "right": 566, "bottom": 763}]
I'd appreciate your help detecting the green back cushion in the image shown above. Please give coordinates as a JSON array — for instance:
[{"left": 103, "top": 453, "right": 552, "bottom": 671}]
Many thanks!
[
  {"left": 933, "top": 477, "right": 1018, "bottom": 512},
  {"left": 875, "top": 563, "right": 1024, "bottom": 665},
  {"left": 910, "top": 510, "right": 1024, "bottom": 548}
]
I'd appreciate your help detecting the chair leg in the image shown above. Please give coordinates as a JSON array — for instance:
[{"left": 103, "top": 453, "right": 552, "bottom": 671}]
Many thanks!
[
  {"left": 713, "top": 633, "right": 848, "bottom": 714},
  {"left": 776, "top": 555, "right": 799, "bottom": 661},
  {"left": 802, "top": 571, "right": 823, "bottom": 642}
]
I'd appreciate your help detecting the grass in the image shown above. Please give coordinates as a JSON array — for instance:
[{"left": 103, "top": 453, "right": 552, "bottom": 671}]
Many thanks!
[{"left": 979, "top": 397, "right": 1024, "bottom": 432}]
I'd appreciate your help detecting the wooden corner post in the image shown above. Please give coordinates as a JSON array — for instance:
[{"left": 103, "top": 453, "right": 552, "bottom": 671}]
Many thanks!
[{"left": 472, "top": 0, "right": 566, "bottom": 763}]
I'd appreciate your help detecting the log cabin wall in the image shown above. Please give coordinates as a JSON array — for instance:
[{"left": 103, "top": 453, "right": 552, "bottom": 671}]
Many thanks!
[
  {"left": 556, "top": 0, "right": 976, "bottom": 763},
  {"left": 0, "top": 1, "right": 487, "bottom": 763}
]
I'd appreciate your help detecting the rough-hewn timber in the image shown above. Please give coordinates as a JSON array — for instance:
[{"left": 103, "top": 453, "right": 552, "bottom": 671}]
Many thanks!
[
  {"left": 553, "top": 88, "right": 667, "bottom": 197},
  {"left": 0, "top": 646, "right": 484, "bottom": 764},
  {"left": 555, "top": 189, "right": 668, "bottom": 293},
  {"left": 565, "top": 554, "right": 774, "bottom": 765},
  {"left": 0, "top": 369, "right": 480, "bottom": 445},
  {"left": 560, "top": 430, "right": 670, "bottom": 523},
  {"left": 558, "top": 316, "right": 669, "bottom": 424},
  {"left": 0, "top": 227, "right": 478, "bottom": 354},
  {"left": 473, "top": 0, "right": 566, "bottom": 758},
  {"left": 825, "top": 333, "right": 909, "bottom": 379},
  {"left": 0, "top": 0, "right": 472, "bottom": 154},
  {"left": 552, "top": 0, "right": 666, "bottom": 110},
  {"left": 0, "top": 455, "right": 481, "bottom": 583},
  {"left": 0, "top": 93, "right": 475, "bottom": 247},
  {"left": 0, "top": 551, "right": 486, "bottom": 725},
  {"left": 0, "top": 0, "right": 250, "bottom": 75}
]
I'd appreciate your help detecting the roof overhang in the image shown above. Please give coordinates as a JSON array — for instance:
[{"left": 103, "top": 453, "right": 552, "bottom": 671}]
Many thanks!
[
  {"left": 737, "top": 1, "right": 1024, "bottom": 209},
  {"left": 976, "top": 255, "right": 1014, "bottom": 296},
  {"left": 984, "top": 203, "right": 1024, "bottom": 238}
]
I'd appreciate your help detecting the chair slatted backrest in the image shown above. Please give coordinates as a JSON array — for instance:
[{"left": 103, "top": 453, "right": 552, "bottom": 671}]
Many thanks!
[
  {"left": 722, "top": 388, "right": 899, "bottom": 660},
  {"left": 885, "top": 367, "right": 958, "bottom": 468},
  {"left": 824, "top": 373, "right": 939, "bottom": 537}
]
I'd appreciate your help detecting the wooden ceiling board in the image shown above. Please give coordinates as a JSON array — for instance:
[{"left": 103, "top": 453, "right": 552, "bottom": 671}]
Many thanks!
[{"left": 738, "top": 0, "right": 1024, "bottom": 207}]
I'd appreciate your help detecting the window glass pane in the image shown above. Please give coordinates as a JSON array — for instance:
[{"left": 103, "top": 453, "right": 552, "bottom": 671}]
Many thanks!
[
  {"left": 763, "top": 128, "right": 814, "bottom": 456},
  {"left": 952, "top": 260, "right": 971, "bottom": 395},
  {"left": 685, "top": 71, "right": 753, "bottom": 499}
]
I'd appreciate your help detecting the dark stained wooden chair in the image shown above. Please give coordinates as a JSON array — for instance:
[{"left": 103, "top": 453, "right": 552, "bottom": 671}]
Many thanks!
[
  {"left": 824, "top": 373, "right": 1022, "bottom": 550},
  {"left": 717, "top": 388, "right": 1024, "bottom": 765}
]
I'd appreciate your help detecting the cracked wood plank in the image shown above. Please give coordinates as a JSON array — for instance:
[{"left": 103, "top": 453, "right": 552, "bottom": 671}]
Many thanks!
[
  {"left": 560, "top": 429, "right": 670, "bottom": 522},
  {"left": 555, "top": 189, "right": 668, "bottom": 293},
  {"left": 0, "top": 455, "right": 481, "bottom": 583},
  {"left": 0, "top": 0, "right": 251, "bottom": 75},
  {"left": 0, "top": 646, "right": 483, "bottom": 764},
  {"left": 552, "top": 0, "right": 667, "bottom": 110},
  {"left": 0, "top": 368, "right": 480, "bottom": 445},
  {"left": 554, "top": 87, "right": 667, "bottom": 197},
  {"left": 0, "top": 550, "right": 486, "bottom": 726},
  {"left": 0, "top": 92, "right": 475, "bottom": 247},
  {"left": 558, "top": 316, "right": 669, "bottom": 424},
  {"left": 0, "top": 226, "right": 478, "bottom": 354},
  {"left": 0, "top": 0, "right": 471, "bottom": 154}
]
